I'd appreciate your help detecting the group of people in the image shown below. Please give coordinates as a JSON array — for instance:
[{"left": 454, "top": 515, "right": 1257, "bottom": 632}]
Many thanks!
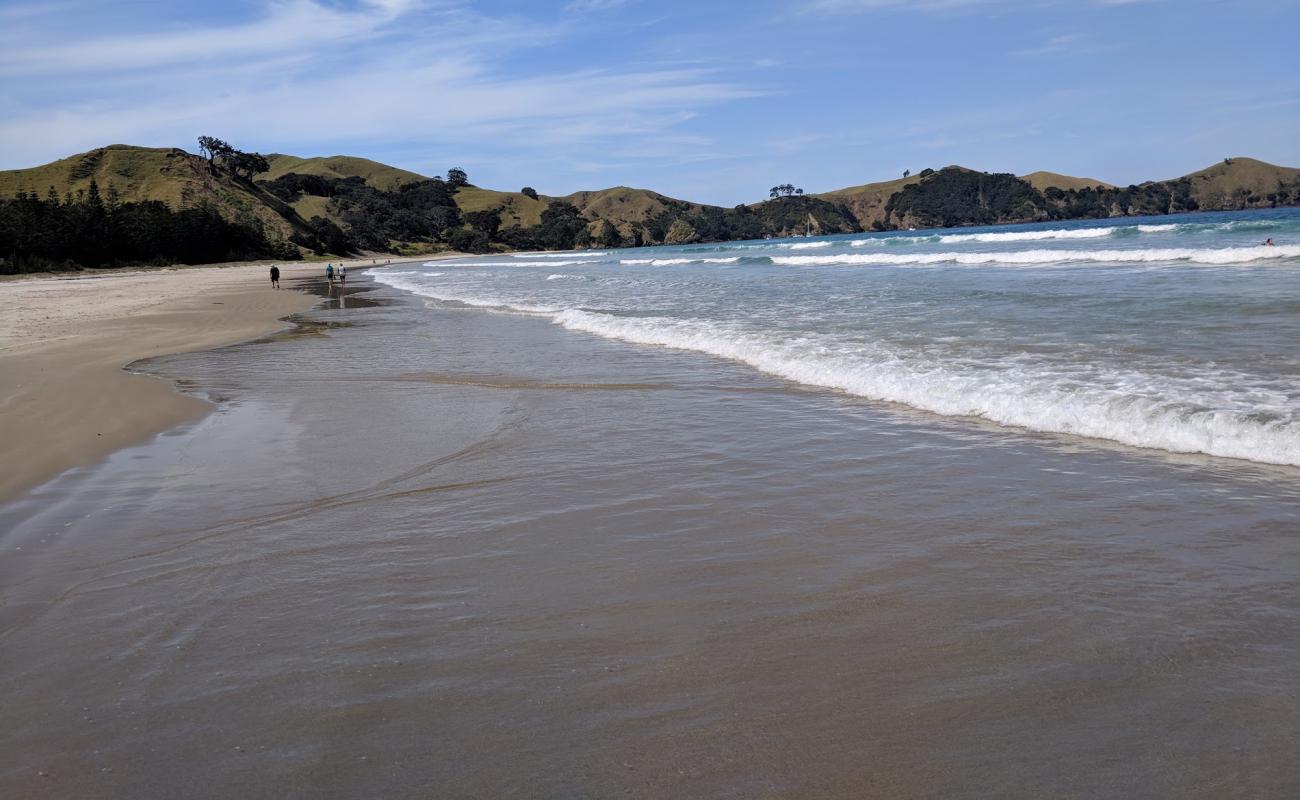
[
  {"left": 325, "top": 262, "right": 347, "bottom": 288},
  {"left": 267, "top": 261, "right": 352, "bottom": 290}
]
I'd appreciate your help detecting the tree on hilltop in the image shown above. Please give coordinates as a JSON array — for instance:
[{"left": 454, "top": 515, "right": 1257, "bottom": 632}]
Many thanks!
[
  {"left": 447, "top": 167, "right": 469, "bottom": 188},
  {"left": 197, "top": 136, "right": 233, "bottom": 174},
  {"left": 521, "top": 186, "right": 538, "bottom": 200},
  {"left": 229, "top": 151, "right": 270, "bottom": 181},
  {"left": 769, "top": 183, "right": 802, "bottom": 199}
]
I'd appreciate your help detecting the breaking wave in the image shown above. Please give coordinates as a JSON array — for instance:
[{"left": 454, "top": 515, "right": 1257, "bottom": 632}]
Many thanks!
[
  {"left": 774, "top": 245, "right": 1300, "bottom": 267},
  {"left": 371, "top": 267, "right": 1300, "bottom": 465},
  {"left": 620, "top": 257, "right": 742, "bottom": 265}
]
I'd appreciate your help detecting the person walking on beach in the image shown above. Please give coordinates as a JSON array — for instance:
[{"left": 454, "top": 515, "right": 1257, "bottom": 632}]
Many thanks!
[
  {"left": 326, "top": 263, "right": 335, "bottom": 287},
  {"left": 338, "top": 265, "right": 347, "bottom": 287},
  {"left": 269, "top": 265, "right": 280, "bottom": 289}
]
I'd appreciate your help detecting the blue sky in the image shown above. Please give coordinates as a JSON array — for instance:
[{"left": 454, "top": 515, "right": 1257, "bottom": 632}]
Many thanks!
[{"left": 2, "top": 0, "right": 1298, "bottom": 205}]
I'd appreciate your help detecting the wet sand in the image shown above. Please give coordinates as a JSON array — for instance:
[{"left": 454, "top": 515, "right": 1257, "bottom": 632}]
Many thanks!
[
  {"left": 0, "top": 256, "right": 446, "bottom": 502},
  {"left": 2, "top": 274, "right": 1298, "bottom": 798}
]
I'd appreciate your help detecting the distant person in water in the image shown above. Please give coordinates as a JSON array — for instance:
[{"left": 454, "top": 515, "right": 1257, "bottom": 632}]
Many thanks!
[
  {"left": 1264, "top": 238, "right": 1274, "bottom": 246},
  {"left": 269, "top": 265, "right": 280, "bottom": 289}
]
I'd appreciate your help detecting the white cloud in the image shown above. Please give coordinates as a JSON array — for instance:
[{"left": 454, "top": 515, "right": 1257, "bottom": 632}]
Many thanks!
[
  {"left": 565, "top": 0, "right": 638, "bottom": 11},
  {"left": 0, "top": 0, "right": 424, "bottom": 75}
]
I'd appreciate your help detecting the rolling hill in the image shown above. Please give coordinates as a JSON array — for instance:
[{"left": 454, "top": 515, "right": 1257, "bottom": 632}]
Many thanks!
[
  {"left": 1020, "top": 171, "right": 1116, "bottom": 192},
  {"left": 1179, "top": 157, "right": 1300, "bottom": 209},
  {"left": 4, "top": 144, "right": 1299, "bottom": 272},
  {"left": 0, "top": 144, "right": 310, "bottom": 239}
]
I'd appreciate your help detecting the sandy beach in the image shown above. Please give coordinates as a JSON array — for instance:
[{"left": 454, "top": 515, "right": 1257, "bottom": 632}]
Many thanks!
[
  {"left": 0, "top": 256, "right": 446, "bottom": 502},
  {"left": 2, "top": 269, "right": 1297, "bottom": 798}
]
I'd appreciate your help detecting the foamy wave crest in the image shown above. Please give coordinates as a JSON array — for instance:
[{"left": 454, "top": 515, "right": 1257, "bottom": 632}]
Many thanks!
[
  {"left": 546, "top": 273, "right": 580, "bottom": 280},
  {"left": 774, "top": 245, "right": 1300, "bottom": 267},
  {"left": 516, "top": 252, "right": 609, "bottom": 258},
  {"left": 1137, "top": 224, "right": 1179, "bottom": 233},
  {"left": 549, "top": 311, "right": 1300, "bottom": 465},
  {"left": 372, "top": 272, "right": 562, "bottom": 314},
  {"left": 463, "top": 260, "right": 590, "bottom": 267},
  {"left": 779, "top": 241, "right": 833, "bottom": 249},
  {"left": 937, "top": 227, "right": 1117, "bottom": 243},
  {"left": 620, "top": 257, "right": 742, "bottom": 265}
]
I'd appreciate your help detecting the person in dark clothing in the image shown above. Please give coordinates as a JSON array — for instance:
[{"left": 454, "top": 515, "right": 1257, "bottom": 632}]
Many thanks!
[{"left": 270, "top": 265, "right": 281, "bottom": 288}]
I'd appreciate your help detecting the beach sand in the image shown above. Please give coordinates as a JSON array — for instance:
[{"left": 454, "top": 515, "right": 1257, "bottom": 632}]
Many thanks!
[
  {"left": 1, "top": 272, "right": 1298, "bottom": 798},
  {"left": 0, "top": 256, "right": 444, "bottom": 502}
]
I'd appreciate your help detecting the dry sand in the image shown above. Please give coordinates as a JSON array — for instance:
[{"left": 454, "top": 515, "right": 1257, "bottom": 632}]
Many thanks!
[{"left": 0, "top": 256, "right": 448, "bottom": 502}]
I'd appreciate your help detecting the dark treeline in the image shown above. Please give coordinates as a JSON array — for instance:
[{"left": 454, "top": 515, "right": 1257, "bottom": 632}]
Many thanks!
[
  {"left": 0, "top": 180, "right": 298, "bottom": 274},
  {"left": 263, "top": 169, "right": 862, "bottom": 254},
  {"left": 260, "top": 173, "right": 462, "bottom": 253},
  {"left": 881, "top": 167, "right": 1300, "bottom": 229}
]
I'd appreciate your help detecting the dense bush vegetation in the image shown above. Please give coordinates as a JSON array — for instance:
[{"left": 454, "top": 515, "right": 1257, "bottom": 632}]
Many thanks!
[
  {"left": 0, "top": 181, "right": 298, "bottom": 274},
  {"left": 886, "top": 169, "right": 1046, "bottom": 228}
]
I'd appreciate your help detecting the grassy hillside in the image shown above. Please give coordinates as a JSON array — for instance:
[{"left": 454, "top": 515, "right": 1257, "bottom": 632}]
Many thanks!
[
  {"left": 0, "top": 144, "right": 309, "bottom": 239},
  {"left": 1180, "top": 157, "right": 1300, "bottom": 209},
  {"left": 816, "top": 173, "right": 925, "bottom": 229},
  {"left": 7, "top": 144, "right": 1299, "bottom": 267},
  {"left": 456, "top": 186, "right": 549, "bottom": 228},
  {"left": 1021, "top": 171, "right": 1115, "bottom": 192},
  {"left": 564, "top": 187, "right": 702, "bottom": 231},
  {"left": 261, "top": 154, "right": 425, "bottom": 192}
]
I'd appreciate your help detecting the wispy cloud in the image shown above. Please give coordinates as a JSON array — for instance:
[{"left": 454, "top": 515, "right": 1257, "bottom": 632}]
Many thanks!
[
  {"left": 802, "top": 0, "right": 1152, "bottom": 11},
  {"left": 0, "top": 0, "right": 763, "bottom": 173},
  {"left": 565, "top": 0, "right": 639, "bottom": 12},
  {"left": 1015, "top": 32, "right": 1084, "bottom": 56},
  {"left": 0, "top": 0, "right": 431, "bottom": 75}
]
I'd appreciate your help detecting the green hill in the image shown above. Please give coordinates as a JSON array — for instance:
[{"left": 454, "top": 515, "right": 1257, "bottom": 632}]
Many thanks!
[
  {"left": 5, "top": 143, "right": 1299, "bottom": 272},
  {"left": 261, "top": 154, "right": 426, "bottom": 191},
  {"left": 1179, "top": 157, "right": 1300, "bottom": 210},
  {"left": 0, "top": 144, "right": 310, "bottom": 240},
  {"left": 1020, "top": 171, "right": 1115, "bottom": 192},
  {"left": 455, "top": 186, "right": 550, "bottom": 228},
  {"left": 815, "top": 173, "right": 925, "bottom": 230}
]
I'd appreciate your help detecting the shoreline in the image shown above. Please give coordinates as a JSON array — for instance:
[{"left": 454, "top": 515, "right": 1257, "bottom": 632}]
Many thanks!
[
  {"left": 0, "top": 253, "right": 476, "bottom": 503},
  {"left": 0, "top": 255, "right": 457, "bottom": 503}
]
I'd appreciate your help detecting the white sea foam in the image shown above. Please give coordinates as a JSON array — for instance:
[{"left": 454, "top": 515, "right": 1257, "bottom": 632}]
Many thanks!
[
  {"left": 936, "top": 227, "right": 1118, "bottom": 243},
  {"left": 459, "top": 260, "right": 590, "bottom": 267},
  {"left": 1137, "top": 224, "right": 1179, "bottom": 232},
  {"left": 372, "top": 269, "right": 1300, "bottom": 466},
  {"left": 774, "top": 245, "right": 1300, "bottom": 267},
  {"left": 779, "top": 241, "right": 834, "bottom": 249},
  {"left": 620, "top": 257, "right": 742, "bottom": 265},
  {"left": 549, "top": 311, "right": 1300, "bottom": 466},
  {"left": 546, "top": 273, "right": 580, "bottom": 280},
  {"left": 515, "top": 251, "right": 609, "bottom": 258}
]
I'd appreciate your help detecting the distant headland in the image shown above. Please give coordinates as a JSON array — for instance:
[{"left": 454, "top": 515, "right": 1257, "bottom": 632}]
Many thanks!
[{"left": 2, "top": 141, "right": 1298, "bottom": 273}]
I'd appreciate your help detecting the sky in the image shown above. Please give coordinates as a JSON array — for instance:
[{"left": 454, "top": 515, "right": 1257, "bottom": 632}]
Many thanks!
[{"left": 2, "top": 0, "right": 1298, "bottom": 205}]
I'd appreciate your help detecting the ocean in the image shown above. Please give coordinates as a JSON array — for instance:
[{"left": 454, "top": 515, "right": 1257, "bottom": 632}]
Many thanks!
[
  {"left": 376, "top": 208, "right": 1300, "bottom": 466},
  {"left": 2, "top": 208, "right": 1298, "bottom": 797}
]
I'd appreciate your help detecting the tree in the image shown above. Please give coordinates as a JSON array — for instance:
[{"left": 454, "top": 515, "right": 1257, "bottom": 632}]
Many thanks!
[
  {"left": 904, "top": 169, "right": 911, "bottom": 178},
  {"left": 795, "top": 188, "right": 803, "bottom": 196},
  {"left": 464, "top": 209, "right": 501, "bottom": 238},
  {"left": 447, "top": 167, "right": 469, "bottom": 188},
  {"left": 197, "top": 136, "right": 233, "bottom": 174},
  {"left": 228, "top": 151, "right": 270, "bottom": 181},
  {"left": 521, "top": 186, "right": 538, "bottom": 200},
  {"left": 593, "top": 219, "right": 623, "bottom": 248}
]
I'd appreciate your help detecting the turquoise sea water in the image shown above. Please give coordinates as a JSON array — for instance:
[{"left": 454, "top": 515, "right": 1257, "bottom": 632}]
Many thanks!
[{"left": 377, "top": 208, "right": 1300, "bottom": 465}]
